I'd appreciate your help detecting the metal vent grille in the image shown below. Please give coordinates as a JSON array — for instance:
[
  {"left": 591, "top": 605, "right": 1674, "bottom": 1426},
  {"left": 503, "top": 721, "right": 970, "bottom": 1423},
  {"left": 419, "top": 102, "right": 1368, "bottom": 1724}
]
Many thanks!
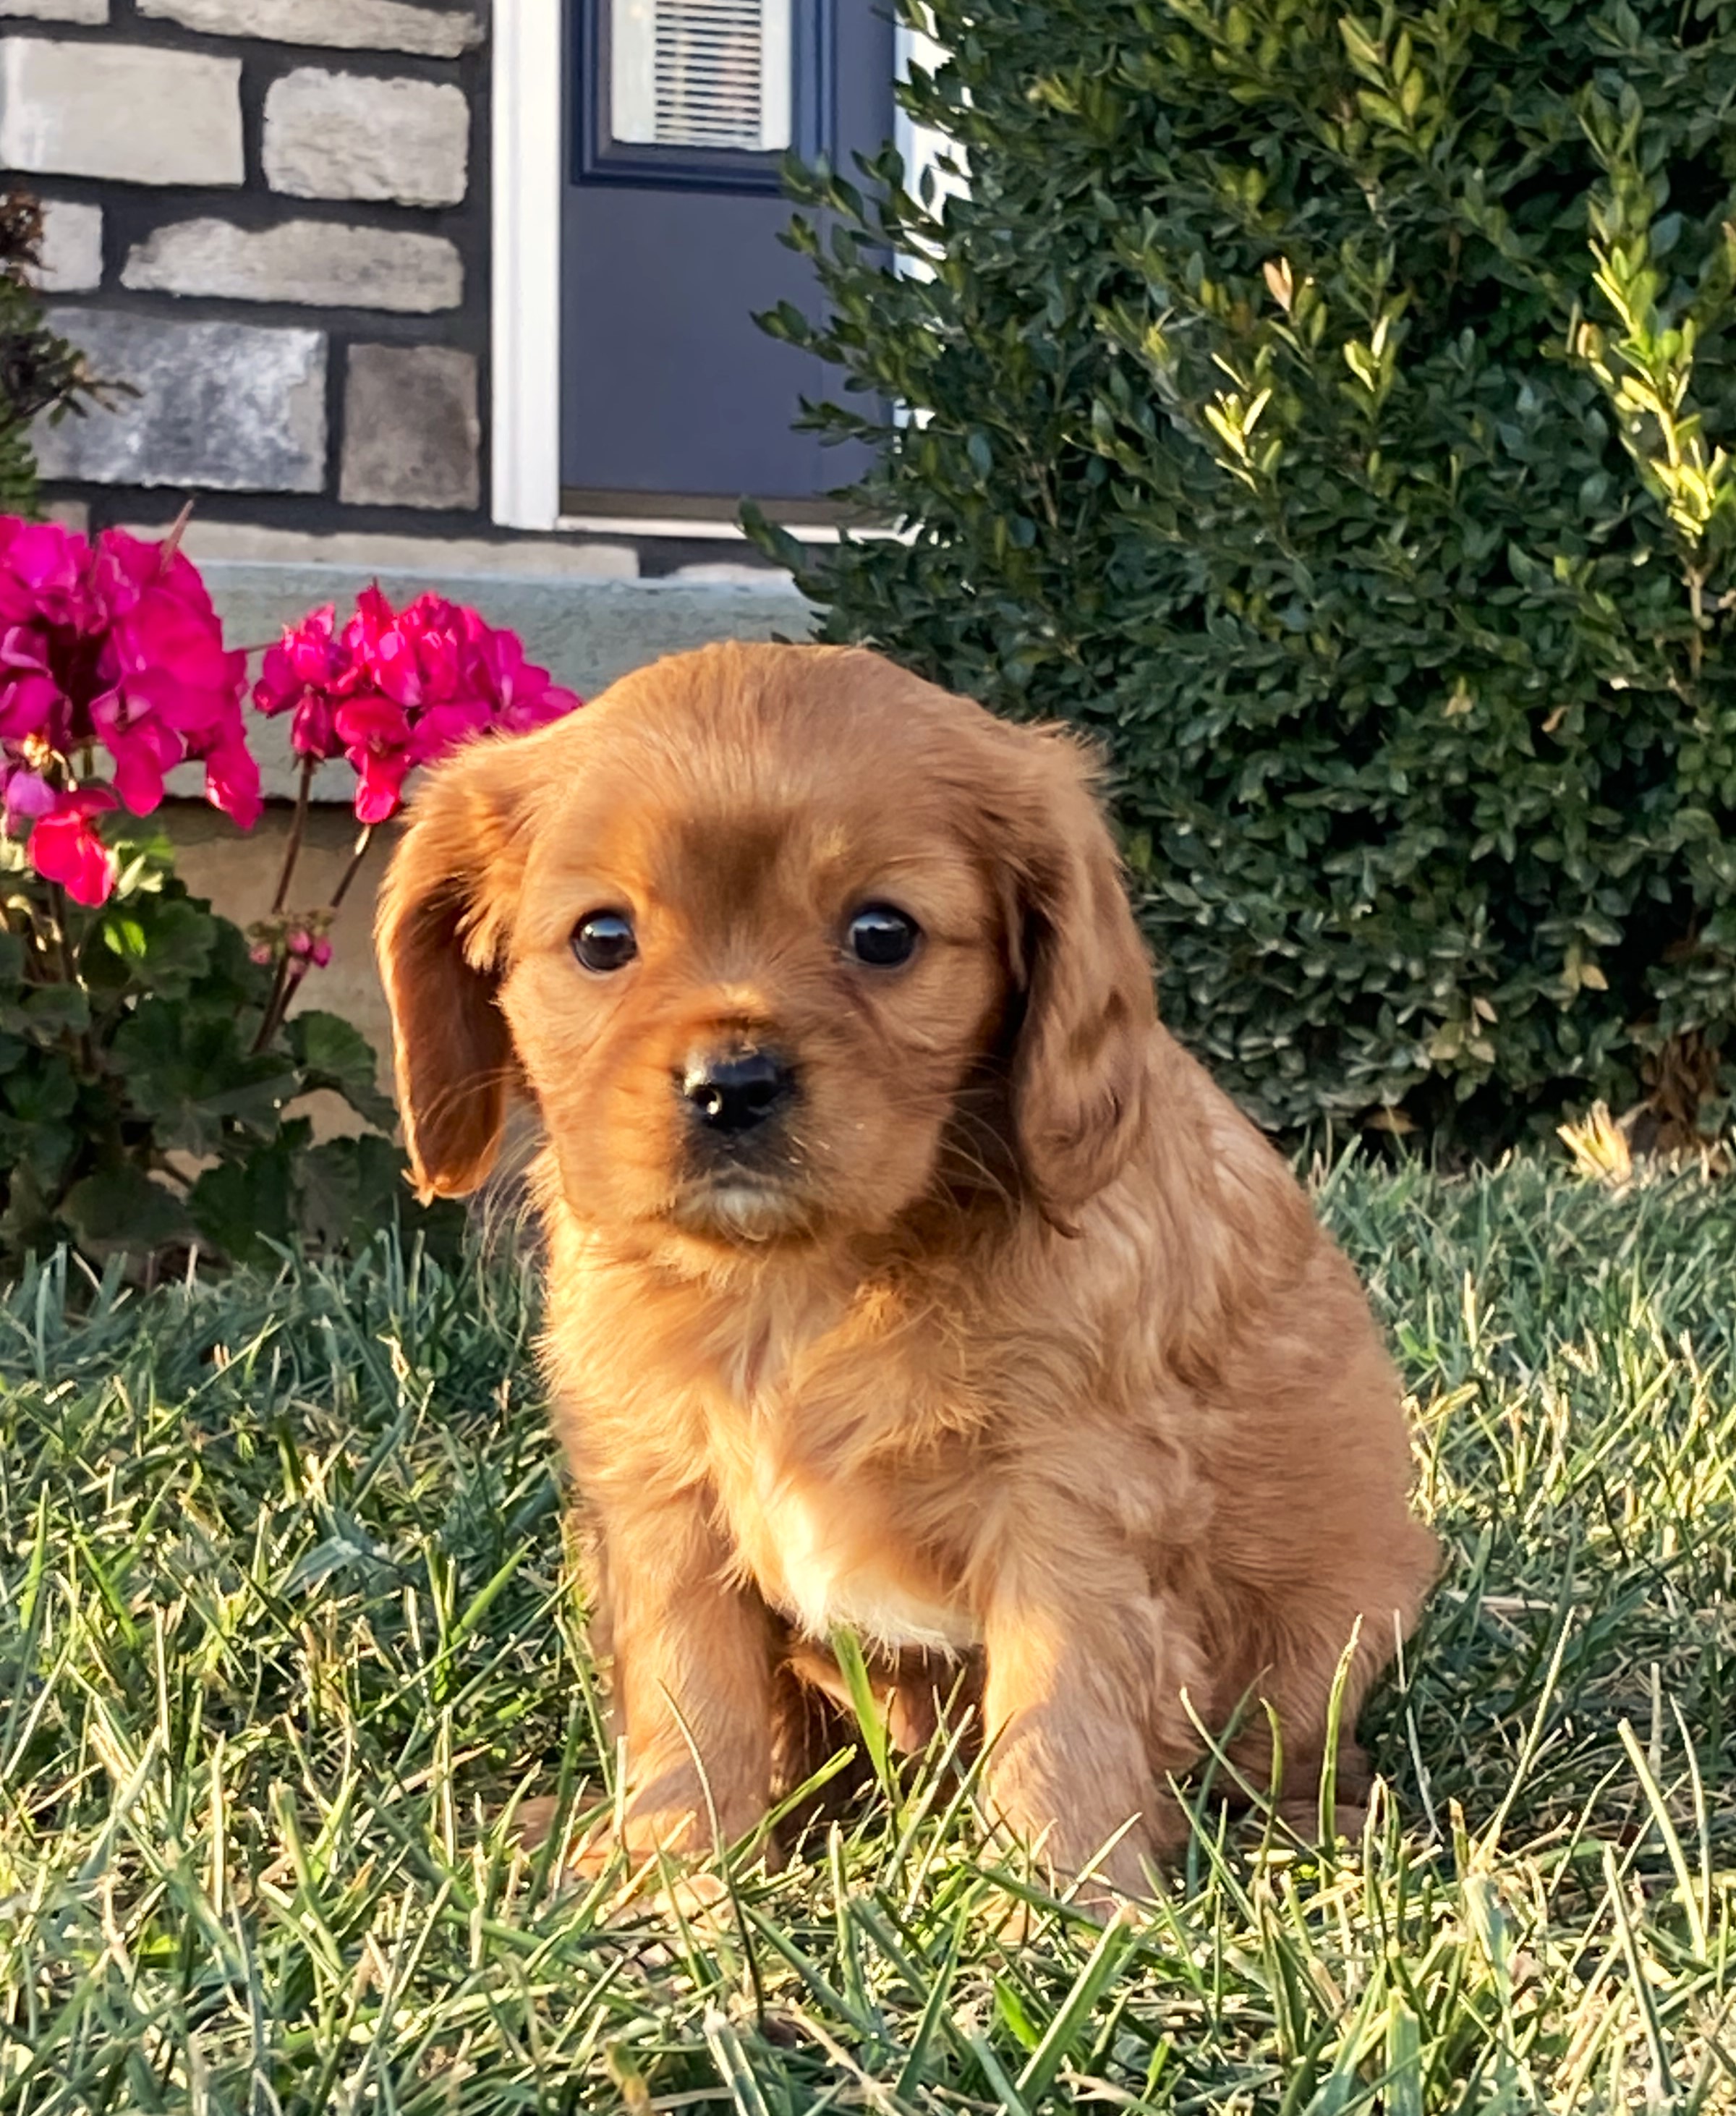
[{"left": 613, "top": 0, "right": 791, "bottom": 153}]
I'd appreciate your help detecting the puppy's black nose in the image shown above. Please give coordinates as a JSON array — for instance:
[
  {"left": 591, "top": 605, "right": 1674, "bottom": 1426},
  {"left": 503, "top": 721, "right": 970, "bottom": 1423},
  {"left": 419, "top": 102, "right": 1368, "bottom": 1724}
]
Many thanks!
[{"left": 682, "top": 1048, "right": 796, "bottom": 1136}]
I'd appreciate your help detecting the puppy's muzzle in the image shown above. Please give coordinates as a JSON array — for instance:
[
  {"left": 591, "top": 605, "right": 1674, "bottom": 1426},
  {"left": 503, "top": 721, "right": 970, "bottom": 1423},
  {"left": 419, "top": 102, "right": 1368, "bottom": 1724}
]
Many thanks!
[{"left": 681, "top": 1045, "right": 797, "bottom": 1142}]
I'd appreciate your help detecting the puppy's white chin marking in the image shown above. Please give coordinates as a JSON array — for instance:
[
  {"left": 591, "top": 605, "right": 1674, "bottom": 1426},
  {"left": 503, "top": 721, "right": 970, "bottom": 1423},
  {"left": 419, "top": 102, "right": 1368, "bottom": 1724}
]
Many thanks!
[{"left": 675, "top": 1181, "right": 807, "bottom": 1246}]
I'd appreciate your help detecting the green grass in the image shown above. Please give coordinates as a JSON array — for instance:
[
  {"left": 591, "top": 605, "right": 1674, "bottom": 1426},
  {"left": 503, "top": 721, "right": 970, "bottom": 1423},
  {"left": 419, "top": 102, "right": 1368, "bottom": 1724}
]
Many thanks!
[{"left": 5, "top": 1155, "right": 1736, "bottom": 2112}]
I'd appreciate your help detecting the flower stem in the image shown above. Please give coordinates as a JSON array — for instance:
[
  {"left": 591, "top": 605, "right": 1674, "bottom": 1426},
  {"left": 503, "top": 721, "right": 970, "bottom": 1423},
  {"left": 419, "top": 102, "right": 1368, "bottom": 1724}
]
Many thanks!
[
  {"left": 263, "top": 961, "right": 310, "bottom": 1048},
  {"left": 158, "top": 498, "right": 195, "bottom": 570},
  {"left": 269, "top": 757, "right": 315, "bottom": 917},
  {"left": 251, "top": 821, "right": 373, "bottom": 1054},
  {"left": 47, "top": 880, "right": 97, "bottom": 1076},
  {"left": 251, "top": 954, "right": 294, "bottom": 1056},
  {"left": 328, "top": 823, "right": 373, "bottom": 914}
]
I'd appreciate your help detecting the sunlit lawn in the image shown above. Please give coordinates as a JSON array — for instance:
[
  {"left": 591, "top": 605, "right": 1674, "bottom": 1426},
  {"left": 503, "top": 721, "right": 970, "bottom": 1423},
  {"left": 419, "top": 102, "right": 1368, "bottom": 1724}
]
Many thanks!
[{"left": 4, "top": 1153, "right": 1736, "bottom": 2112}]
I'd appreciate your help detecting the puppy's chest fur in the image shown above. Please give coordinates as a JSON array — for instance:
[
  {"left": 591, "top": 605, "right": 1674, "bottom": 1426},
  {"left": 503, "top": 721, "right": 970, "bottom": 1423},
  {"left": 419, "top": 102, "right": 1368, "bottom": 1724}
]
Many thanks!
[
  {"left": 728, "top": 1461, "right": 981, "bottom": 1653},
  {"left": 697, "top": 1281, "right": 987, "bottom": 1654}
]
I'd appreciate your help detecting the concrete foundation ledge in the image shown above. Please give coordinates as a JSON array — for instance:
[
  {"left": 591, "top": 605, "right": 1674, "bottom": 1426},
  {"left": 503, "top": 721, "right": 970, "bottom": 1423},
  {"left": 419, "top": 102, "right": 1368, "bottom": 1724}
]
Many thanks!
[{"left": 179, "top": 558, "right": 816, "bottom": 801}]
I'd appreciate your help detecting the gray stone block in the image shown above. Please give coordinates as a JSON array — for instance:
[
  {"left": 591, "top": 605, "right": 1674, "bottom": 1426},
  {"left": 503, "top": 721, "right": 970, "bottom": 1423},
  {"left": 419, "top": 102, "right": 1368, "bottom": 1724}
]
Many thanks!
[
  {"left": 33, "top": 310, "right": 327, "bottom": 493},
  {"left": 32, "top": 197, "right": 101, "bottom": 292},
  {"left": 339, "top": 343, "right": 478, "bottom": 511},
  {"left": 123, "top": 217, "right": 462, "bottom": 313},
  {"left": 0, "top": 0, "right": 106, "bottom": 22},
  {"left": 0, "top": 37, "right": 242, "bottom": 185},
  {"left": 263, "top": 67, "right": 468, "bottom": 208},
  {"left": 137, "top": 0, "right": 480, "bottom": 54}
]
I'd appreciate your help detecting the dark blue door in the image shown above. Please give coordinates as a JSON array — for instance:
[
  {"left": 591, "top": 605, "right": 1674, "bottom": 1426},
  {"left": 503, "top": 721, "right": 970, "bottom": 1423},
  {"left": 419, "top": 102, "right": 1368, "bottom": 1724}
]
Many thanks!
[{"left": 561, "top": 0, "right": 895, "bottom": 518}]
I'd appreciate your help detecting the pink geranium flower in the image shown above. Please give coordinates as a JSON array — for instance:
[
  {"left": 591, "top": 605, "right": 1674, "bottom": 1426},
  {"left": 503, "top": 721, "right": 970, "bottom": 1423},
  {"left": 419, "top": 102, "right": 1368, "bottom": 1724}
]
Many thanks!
[
  {"left": 333, "top": 693, "right": 414, "bottom": 825},
  {"left": 1, "top": 765, "right": 55, "bottom": 830},
  {"left": 0, "top": 515, "right": 258, "bottom": 903},
  {"left": 0, "top": 520, "right": 89, "bottom": 628},
  {"left": 28, "top": 787, "right": 118, "bottom": 906},
  {"left": 0, "top": 671, "right": 61, "bottom": 741},
  {"left": 201, "top": 728, "right": 263, "bottom": 830},
  {"left": 90, "top": 687, "right": 186, "bottom": 814},
  {"left": 252, "top": 582, "right": 583, "bottom": 826},
  {"left": 254, "top": 603, "right": 357, "bottom": 766}
]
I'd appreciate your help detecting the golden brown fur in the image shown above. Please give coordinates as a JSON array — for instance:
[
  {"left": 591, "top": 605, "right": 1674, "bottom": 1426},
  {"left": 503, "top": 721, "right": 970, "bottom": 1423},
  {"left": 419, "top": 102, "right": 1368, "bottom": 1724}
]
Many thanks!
[{"left": 376, "top": 641, "right": 1438, "bottom": 1895}]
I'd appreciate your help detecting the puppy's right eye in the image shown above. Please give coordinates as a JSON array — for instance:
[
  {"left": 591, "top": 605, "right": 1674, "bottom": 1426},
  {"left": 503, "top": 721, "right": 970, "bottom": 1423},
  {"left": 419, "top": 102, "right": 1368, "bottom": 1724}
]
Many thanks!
[
  {"left": 571, "top": 910, "right": 637, "bottom": 973},
  {"left": 846, "top": 903, "right": 922, "bottom": 967}
]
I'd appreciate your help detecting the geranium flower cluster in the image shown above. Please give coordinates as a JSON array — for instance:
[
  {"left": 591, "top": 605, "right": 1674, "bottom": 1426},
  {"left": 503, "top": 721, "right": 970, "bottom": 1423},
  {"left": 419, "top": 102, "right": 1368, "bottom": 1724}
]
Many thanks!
[
  {"left": 252, "top": 585, "right": 582, "bottom": 825},
  {"left": 0, "top": 517, "right": 258, "bottom": 905},
  {"left": 1, "top": 515, "right": 586, "bottom": 1003}
]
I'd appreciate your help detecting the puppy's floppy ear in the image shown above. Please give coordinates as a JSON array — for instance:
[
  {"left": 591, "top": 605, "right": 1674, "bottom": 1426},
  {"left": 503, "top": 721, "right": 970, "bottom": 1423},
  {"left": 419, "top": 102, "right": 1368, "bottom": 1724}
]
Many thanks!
[
  {"left": 995, "top": 727, "right": 1155, "bottom": 1228},
  {"left": 375, "top": 740, "right": 535, "bottom": 1201}
]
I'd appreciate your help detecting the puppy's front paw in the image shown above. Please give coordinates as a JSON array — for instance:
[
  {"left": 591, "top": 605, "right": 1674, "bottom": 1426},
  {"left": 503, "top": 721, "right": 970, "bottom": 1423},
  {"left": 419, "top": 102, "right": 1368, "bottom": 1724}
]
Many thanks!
[
  {"left": 568, "top": 1806, "right": 716, "bottom": 1882},
  {"left": 524, "top": 1816, "right": 739, "bottom": 1928},
  {"left": 513, "top": 1786, "right": 776, "bottom": 1911},
  {"left": 509, "top": 1788, "right": 705, "bottom": 1864},
  {"left": 979, "top": 1817, "right": 1166, "bottom": 1926},
  {"left": 984, "top": 1753, "right": 1179, "bottom": 1911}
]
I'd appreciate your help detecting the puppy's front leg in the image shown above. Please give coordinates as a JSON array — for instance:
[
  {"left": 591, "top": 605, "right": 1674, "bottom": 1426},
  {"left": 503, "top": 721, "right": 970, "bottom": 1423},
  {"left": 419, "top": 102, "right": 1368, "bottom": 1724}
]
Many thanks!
[
  {"left": 982, "top": 1573, "right": 1196, "bottom": 1899},
  {"left": 592, "top": 1496, "right": 773, "bottom": 1865}
]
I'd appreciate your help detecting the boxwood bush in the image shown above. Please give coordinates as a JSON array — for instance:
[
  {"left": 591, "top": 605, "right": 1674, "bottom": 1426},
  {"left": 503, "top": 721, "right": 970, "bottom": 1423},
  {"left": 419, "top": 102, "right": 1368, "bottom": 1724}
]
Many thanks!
[
  {"left": 757, "top": 0, "right": 1736, "bottom": 1147},
  {"left": 0, "top": 189, "right": 99, "bottom": 513}
]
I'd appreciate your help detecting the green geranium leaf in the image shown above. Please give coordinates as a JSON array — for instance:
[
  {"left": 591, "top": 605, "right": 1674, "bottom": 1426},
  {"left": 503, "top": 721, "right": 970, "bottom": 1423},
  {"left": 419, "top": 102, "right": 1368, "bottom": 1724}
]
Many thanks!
[
  {"left": 3, "top": 1053, "right": 79, "bottom": 1127},
  {"left": 103, "top": 896, "right": 216, "bottom": 998},
  {"left": 287, "top": 1010, "right": 399, "bottom": 1132},
  {"left": 294, "top": 1132, "right": 409, "bottom": 1254},
  {"left": 14, "top": 984, "right": 90, "bottom": 1037},
  {"left": 62, "top": 1162, "right": 191, "bottom": 1252},
  {"left": 188, "top": 1136, "right": 300, "bottom": 1267},
  {"left": 114, "top": 1001, "right": 299, "bottom": 1156}
]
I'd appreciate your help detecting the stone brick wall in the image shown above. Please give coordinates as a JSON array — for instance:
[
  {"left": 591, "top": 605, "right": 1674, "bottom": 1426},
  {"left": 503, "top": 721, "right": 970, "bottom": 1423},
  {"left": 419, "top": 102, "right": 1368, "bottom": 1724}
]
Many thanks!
[{"left": 1, "top": 0, "right": 491, "bottom": 531}]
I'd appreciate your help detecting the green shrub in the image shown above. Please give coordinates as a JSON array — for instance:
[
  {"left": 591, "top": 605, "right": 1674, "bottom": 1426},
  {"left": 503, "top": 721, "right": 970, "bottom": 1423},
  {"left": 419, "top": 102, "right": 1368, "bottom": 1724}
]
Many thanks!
[
  {"left": 0, "top": 190, "right": 101, "bottom": 514},
  {"left": 757, "top": 0, "right": 1736, "bottom": 1146}
]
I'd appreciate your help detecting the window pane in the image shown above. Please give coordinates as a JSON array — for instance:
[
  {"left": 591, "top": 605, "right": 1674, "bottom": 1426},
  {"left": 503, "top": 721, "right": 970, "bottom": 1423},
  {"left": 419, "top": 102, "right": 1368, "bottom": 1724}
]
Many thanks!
[{"left": 610, "top": 0, "right": 792, "bottom": 153}]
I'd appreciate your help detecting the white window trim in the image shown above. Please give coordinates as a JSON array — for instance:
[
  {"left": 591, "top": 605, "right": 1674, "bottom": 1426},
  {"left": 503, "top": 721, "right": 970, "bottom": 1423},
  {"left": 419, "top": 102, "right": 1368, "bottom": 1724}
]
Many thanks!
[
  {"left": 492, "top": 0, "right": 563, "bottom": 530},
  {"left": 893, "top": 11, "right": 962, "bottom": 279}
]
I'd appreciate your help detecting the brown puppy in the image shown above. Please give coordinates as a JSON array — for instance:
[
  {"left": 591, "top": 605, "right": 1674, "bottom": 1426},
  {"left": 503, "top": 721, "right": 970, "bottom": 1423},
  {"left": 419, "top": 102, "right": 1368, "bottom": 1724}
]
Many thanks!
[{"left": 377, "top": 640, "right": 1438, "bottom": 1895}]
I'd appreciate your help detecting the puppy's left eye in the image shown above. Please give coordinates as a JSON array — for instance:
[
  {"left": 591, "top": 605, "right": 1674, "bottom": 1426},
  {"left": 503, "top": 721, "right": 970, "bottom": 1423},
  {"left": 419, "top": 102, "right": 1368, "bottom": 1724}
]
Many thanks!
[
  {"left": 572, "top": 910, "right": 637, "bottom": 973},
  {"left": 846, "top": 904, "right": 921, "bottom": 968}
]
